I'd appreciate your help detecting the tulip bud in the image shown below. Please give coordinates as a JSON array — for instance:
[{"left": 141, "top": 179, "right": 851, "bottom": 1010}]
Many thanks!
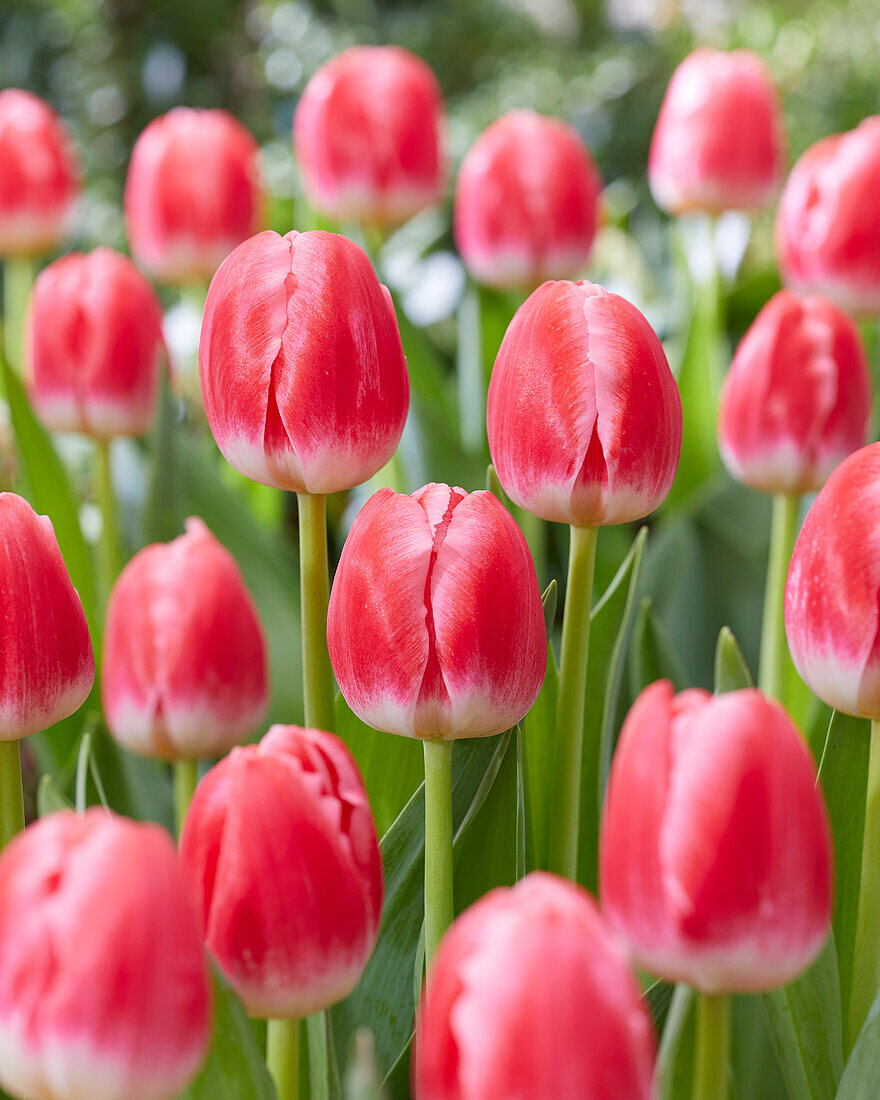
[
  {"left": 124, "top": 108, "right": 263, "bottom": 286},
  {"left": 328, "top": 484, "right": 545, "bottom": 740},
  {"left": 600, "top": 682, "right": 833, "bottom": 993},
  {"left": 649, "top": 49, "right": 786, "bottom": 215},
  {"left": 0, "top": 89, "right": 79, "bottom": 258},
  {"left": 0, "top": 493, "right": 94, "bottom": 740},
  {"left": 487, "top": 280, "right": 682, "bottom": 527},
  {"left": 102, "top": 518, "right": 268, "bottom": 760},
  {"left": 0, "top": 810, "right": 212, "bottom": 1100},
  {"left": 718, "top": 289, "right": 871, "bottom": 494},
  {"left": 199, "top": 229, "right": 409, "bottom": 494},
  {"left": 294, "top": 46, "right": 445, "bottom": 227},
  {"left": 453, "top": 110, "right": 602, "bottom": 290},
  {"left": 776, "top": 117, "right": 880, "bottom": 316},
  {"left": 179, "top": 725, "right": 383, "bottom": 1018},
  {"left": 415, "top": 872, "right": 656, "bottom": 1100},
  {"left": 24, "top": 247, "right": 166, "bottom": 438}
]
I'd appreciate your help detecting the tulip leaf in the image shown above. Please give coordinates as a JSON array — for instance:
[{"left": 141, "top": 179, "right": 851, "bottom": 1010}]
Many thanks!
[
  {"left": 657, "top": 984, "right": 695, "bottom": 1100},
  {"left": 628, "top": 597, "right": 690, "bottom": 695},
  {"left": 713, "top": 625, "right": 753, "bottom": 693},
  {"left": 541, "top": 579, "right": 558, "bottom": 636},
  {"left": 36, "top": 773, "right": 73, "bottom": 816},
  {"left": 520, "top": 641, "right": 557, "bottom": 872},
  {"left": 835, "top": 989, "right": 880, "bottom": 1098}
]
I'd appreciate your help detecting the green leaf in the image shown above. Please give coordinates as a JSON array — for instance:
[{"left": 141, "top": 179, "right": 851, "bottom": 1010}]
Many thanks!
[
  {"left": 713, "top": 626, "right": 753, "bottom": 693},
  {"left": 657, "top": 985, "right": 696, "bottom": 1100},
  {"left": 36, "top": 773, "right": 73, "bottom": 816},
  {"left": 836, "top": 989, "right": 880, "bottom": 1098},
  {"left": 520, "top": 640, "right": 557, "bottom": 872},
  {"left": 628, "top": 597, "right": 689, "bottom": 695},
  {"left": 541, "top": 579, "right": 558, "bottom": 636}
]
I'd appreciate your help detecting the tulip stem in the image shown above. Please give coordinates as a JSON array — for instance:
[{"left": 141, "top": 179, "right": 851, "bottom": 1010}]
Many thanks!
[
  {"left": 0, "top": 740, "right": 25, "bottom": 848},
  {"left": 95, "top": 438, "right": 123, "bottom": 605},
  {"left": 173, "top": 759, "right": 198, "bottom": 838},
  {"left": 694, "top": 993, "right": 729, "bottom": 1100},
  {"left": 297, "top": 492, "right": 335, "bottom": 732},
  {"left": 424, "top": 738, "right": 454, "bottom": 965},
  {"left": 2, "top": 257, "right": 34, "bottom": 370},
  {"left": 267, "top": 1018, "right": 299, "bottom": 1100},
  {"left": 757, "top": 493, "right": 800, "bottom": 702},
  {"left": 457, "top": 281, "right": 485, "bottom": 455},
  {"left": 547, "top": 523, "right": 598, "bottom": 880},
  {"left": 848, "top": 719, "right": 880, "bottom": 1051}
]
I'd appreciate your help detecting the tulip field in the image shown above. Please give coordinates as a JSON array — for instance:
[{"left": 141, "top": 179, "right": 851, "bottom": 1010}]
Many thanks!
[{"left": 2, "top": 1, "right": 880, "bottom": 1098}]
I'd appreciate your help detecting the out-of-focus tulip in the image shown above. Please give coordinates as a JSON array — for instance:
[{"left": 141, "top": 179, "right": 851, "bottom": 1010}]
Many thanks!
[
  {"left": 600, "top": 682, "right": 833, "bottom": 993},
  {"left": 328, "top": 484, "right": 545, "bottom": 740},
  {"left": 0, "top": 89, "right": 79, "bottom": 258},
  {"left": 0, "top": 493, "right": 94, "bottom": 740},
  {"left": 0, "top": 809, "right": 212, "bottom": 1100},
  {"left": 487, "top": 280, "right": 682, "bottom": 527},
  {"left": 180, "top": 724, "right": 382, "bottom": 1018},
  {"left": 415, "top": 872, "right": 656, "bottom": 1100},
  {"left": 124, "top": 107, "right": 263, "bottom": 286},
  {"left": 24, "top": 247, "right": 166, "bottom": 438},
  {"left": 776, "top": 117, "right": 880, "bottom": 316},
  {"left": 649, "top": 49, "right": 786, "bottom": 216},
  {"left": 294, "top": 45, "right": 445, "bottom": 227},
  {"left": 718, "top": 289, "right": 871, "bottom": 494},
  {"left": 199, "top": 229, "right": 409, "bottom": 494},
  {"left": 102, "top": 518, "right": 268, "bottom": 760},
  {"left": 453, "top": 110, "right": 602, "bottom": 290}
]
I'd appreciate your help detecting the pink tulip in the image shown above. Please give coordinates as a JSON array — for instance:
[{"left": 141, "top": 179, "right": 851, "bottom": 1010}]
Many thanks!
[
  {"left": 453, "top": 110, "right": 602, "bottom": 290},
  {"left": 0, "top": 810, "right": 212, "bottom": 1100},
  {"left": 327, "top": 484, "right": 545, "bottom": 740},
  {"left": 179, "top": 724, "right": 383, "bottom": 1018}
]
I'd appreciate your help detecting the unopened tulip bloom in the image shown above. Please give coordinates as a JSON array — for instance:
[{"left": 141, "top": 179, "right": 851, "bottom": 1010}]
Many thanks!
[
  {"left": 294, "top": 46, "right": 445, "bottom": 227},
  {"left": 649, "top": 49, "right": 786, "bottom": 215},
  {"left": 125, "top": 107, "right": 263, "bottom": 285},
  {"left": 454, "top": 110, "right": 602, "bottom": 290},
  {"left": 0, "top": 810, "right": 212, "bottom": 1100},
  {"left": 24, "top": 247, "right": 166, "bottom": 438},
  {"left": 415, "top": 873, "right": 656, "bottom": 1100}
]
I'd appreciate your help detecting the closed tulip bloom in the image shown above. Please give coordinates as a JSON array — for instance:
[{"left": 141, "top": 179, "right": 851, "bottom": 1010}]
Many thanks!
[
  {"left": 0, "top": 493, "right": 94, "bottom": 740},
  {"left": 454, "top": 110, "right": 603, "bottom": 290},
  {"left": 0, "top": 89, "right": 79, "bottom": 257},
  {"left": 328, "top": 484, "right": 545, "bottom": 740},
  {"left": 24, "top": 247, "right": 166, "bottom": 438},
  {"left": 102, "top": 518, "right": 268, "bottom": 760},
  {"left": 125, "top": 107, "right": 263, "bottom": 285},
  {"left": 649, "top": 49, "right": 785, "bottom": 215},
  {"left": 294, "top": 46, "right": 445, "bottom": 227},
  {"left": 600, "top": 682, "right": 832, "bottom": 993},
  {"left": 776, "top": 117, "right": 880, "bottom": 316},
  {"left": 718, "top": 290, "right": 871, "bottom": 494},
  {"left": 415, "top": 872, "right": 656, "bottom": 1100},
  {"left": 0, "top": 810, "right": 212, "bottom": 1100},
  {"left": 199, "top": 229, "right": 409, "bottom": 493},
  {"left": 487, "top": 280, "right": 682, "bottom": 527},
  {"left": 179, "top": 724, "right": 383, "bottom": 1018}
]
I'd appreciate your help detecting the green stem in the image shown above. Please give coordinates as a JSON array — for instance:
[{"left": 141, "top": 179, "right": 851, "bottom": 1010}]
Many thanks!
[
  {"left": 95, "top": 439, "right": 123, "bottom": 605},
  {"left": 848, "top": 719, "right": 880, "bottom": 1051},
  {"left": 694, "top": 994, "right": 729, "bottom": 1100},
  {"left": 757, "top": 493, "right": 800, "bottom": 702},
  {"left": 547, "top": 524, "right": 598, "bottom": 879},
  {"left": 296, "top": 492, "right": 335, "bottom": 732},
  {"left": 3, "top": 257, "right": 34, "bottom": 370},
  {"left": 267, "top": 1018, "right": 299, "bottom": 1100},
  {"left": 174, "top": 759, "right": 198, "bottom": 838},
  {"left": 424, "top": 738, "right": 454, "bottom": 964},
  {"left": 456, "top": 282, "right": 485, "bottom": 455},
  {"left": 0, "top": 740, "right": 25, "bottom": 848}
]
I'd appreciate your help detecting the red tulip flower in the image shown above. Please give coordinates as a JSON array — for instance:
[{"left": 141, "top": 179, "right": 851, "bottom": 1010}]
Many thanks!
[
  {"left": 179, "top": 724, "right": 383, "bottom": 1018},
  {"left": 415, "top": 872, "right": 656, "bottom": 1100},
  {"left": 718, "top": 289, "right": 871, "bottom": 495},
  {"left": 0, "top": 89, "right": 79, "bottom": 258},
  {"left": 0, "top": 810, "right": 212, "bottom": 1100},
  {"left": 294, "top": 46, "right": 445, "bottom": 227},
  {"left": 199, "top": 229, "right": 409, "bottom": 494},
  {"left": 454, "top": 110, "right": 602, "bottom": 290},
  {"left": 124, "top": 107, "right": 263, "bottom": 286},
  {"left": 649, "top": 49, "right": 786, "bottom": 215},
  {"left": 776, "top": 116, "right": 880, "bottom": 316},
  {"left": 24, "top": 247, "right": 166, "bottom": 438},
  {"left": 600, "top": 682, "right": 833, "bottom": 993},
  {"left": 102, "top": 518, "right": 268, "bottom": 760}
]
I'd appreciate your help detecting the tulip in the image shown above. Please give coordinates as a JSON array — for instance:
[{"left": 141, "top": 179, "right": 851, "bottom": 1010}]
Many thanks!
[
  {"left": 294, "top": 45, "right": 445, "bottom": 228},
  {"left": 487, "top": 278, "right": 682, "bottom": 881},
  {"left": 776, "top": 117, "right": 880, "bottom": 317},
  {"left": 649, "top": 49, "right": 786, "bottom": 216},
  {"left": 0, "top": 809, "right": 212, "bottom": 1100},
  {"left": 124, "top": 107, "right": 263, "bottom": 286},
  {"left": 453, "top": 110, "right": 602, "bottom": 291},
  {"left": 414, "top": 872, "right": 656, "bottom": 1100}
]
